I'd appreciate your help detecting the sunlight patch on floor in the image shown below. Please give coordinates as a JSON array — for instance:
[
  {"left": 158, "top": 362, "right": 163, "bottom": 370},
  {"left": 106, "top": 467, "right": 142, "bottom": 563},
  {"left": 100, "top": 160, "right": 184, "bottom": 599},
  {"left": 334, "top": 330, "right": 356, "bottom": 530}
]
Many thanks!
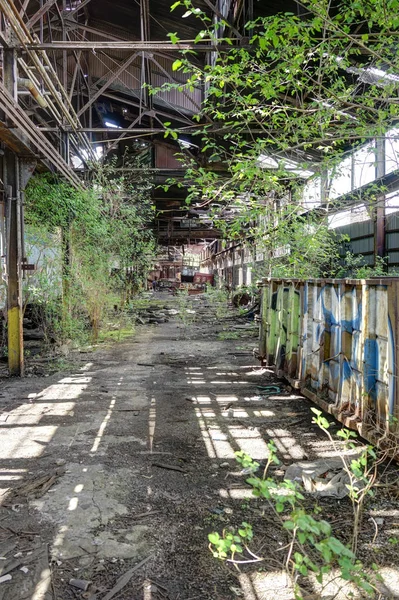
[
  {"left": 222, "top": 409, "right": 249, "bottom": 418},
  {"left": 197, "top": 395, "right": 239, "bottom": 404},
  {"left": 239, "top": 570, "right": 294, "bottom": 600},
  {"left": 207, "top": 424, "right": 236, "bottom": 458},
  {"left": 0, "top": 371, "right": 92, "bottom": 495},
  {"left": 265, "top": 428, "right": 306, "bottom": 459},
  {"left": 378, "top": 566, "right": 399, "bottom": 596},
  {"left": 0, "top": 469, "right": 26, "bottom": 481},
  {"left": 0, "top": 425, "right": 58, "bottom": 461},
  {"left": 219, "top": 487, "right": 253, "bottom": 500},
  {"left": 194, "top": 408, "right": 217, "bottom": 458},
  {"left": 369, "top": 508, "right": 399, "bottom": 517},
  {"left": 31, "top": 567, "right": 52, "bottom": 600},
  {"left": 210, "top": 380, "right": 251, "bottom": 385},
  {"left": 90, "top": 375, "right": 122, "bottom": 453},
  {"left": 4, "top": 402, "right": 76, "bottom": 425},
  {"left": 148, "top": 397, "right": 156, "bottom": 453},
  {"left": 143, "top": 579, "right": 153, "bottom": 600},
  {"left": 308, "top": 570, "right": 362, "bottom": 599},
  {"left": 229, "top": 425, "right": 269, "bottom": 458}
]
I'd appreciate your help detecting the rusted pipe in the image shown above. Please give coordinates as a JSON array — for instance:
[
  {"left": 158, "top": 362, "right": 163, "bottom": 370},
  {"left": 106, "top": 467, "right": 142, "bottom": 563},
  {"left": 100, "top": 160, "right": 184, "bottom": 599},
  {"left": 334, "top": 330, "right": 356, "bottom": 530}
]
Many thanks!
[{"left": 17, "top": 77, "right": 48, "bottom": 108}]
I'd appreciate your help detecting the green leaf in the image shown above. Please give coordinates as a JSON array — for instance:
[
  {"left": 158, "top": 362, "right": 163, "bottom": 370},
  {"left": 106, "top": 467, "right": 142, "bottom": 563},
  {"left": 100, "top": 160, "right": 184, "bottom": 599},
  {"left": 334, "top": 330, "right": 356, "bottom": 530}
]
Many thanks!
[
  {"left": 208, "top": 533, "right": 220, "bottom": 544},
  {"left": 167, "top": 32, "right": 180, "bottom": 44},
  {"left": 298, "top": 532, "right": 306, "bottom": 544},
  {"left": 172, "top": 59, "right": 183, "bottom": 71}
]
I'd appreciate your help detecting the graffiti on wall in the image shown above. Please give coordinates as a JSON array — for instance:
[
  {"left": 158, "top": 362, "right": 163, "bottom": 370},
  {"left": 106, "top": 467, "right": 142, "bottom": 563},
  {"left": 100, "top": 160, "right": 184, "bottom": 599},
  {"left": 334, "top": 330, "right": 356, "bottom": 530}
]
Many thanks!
[{"left": 261, "top": 280, "right": 396, "bottom": 431}]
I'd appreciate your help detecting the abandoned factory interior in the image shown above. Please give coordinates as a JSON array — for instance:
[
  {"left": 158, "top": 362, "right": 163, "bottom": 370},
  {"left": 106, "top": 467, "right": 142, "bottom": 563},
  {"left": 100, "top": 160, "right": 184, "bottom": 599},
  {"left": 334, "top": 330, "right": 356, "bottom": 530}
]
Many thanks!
[{"left": 2, "top": 0, "right": 399, "bottom": 599}]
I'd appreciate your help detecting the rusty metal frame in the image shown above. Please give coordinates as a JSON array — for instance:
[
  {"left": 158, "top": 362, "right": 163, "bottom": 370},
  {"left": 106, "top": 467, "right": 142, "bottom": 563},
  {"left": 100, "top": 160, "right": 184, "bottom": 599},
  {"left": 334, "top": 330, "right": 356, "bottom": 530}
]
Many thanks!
[
  {"left": 26, "top": 0, "right": 58, "bottom": 29},
  {"left": 76, "top": 52, "right": 140, "bottom": 118}
]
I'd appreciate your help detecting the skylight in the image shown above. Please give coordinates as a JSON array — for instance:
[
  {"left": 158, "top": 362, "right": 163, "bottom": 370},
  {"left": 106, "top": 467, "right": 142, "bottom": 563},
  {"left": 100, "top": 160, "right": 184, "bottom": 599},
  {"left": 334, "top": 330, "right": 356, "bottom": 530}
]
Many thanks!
[
  {"left": 105, "top": 121, "right": 122, "bottom": 129},
  {"left": 258, "top": 154, "right": 314, "bottom": 178}
]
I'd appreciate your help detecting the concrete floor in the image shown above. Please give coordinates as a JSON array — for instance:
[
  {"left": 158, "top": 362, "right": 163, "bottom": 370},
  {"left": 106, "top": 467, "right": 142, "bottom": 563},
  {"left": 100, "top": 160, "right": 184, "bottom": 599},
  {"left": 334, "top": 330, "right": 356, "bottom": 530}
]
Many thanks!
[{"left": 0, "top": 296, "right": 398, "bottom": 600}]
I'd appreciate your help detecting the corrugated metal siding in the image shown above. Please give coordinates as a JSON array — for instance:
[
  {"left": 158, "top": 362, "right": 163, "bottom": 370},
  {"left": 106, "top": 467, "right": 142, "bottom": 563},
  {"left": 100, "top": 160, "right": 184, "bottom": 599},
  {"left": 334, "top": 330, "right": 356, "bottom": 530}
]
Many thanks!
[
  {"left": 154, "top": 143, "right": 182, "bottom": 168},
  {"left": 338, "top": 220, "right": 374, "bottom": 240},
  {"left": 386, "top": 213, "right": 399, "bottom": 231},
  {"left": 386, "top": 232, "right": 399, "bottom": 250},
  {"left": 64, "top": 43, "right": 202, "bottom": 113},
  {"left": 335, "top": 210, "right": 399, "bottom": 267},
  {"left": 258, "top": 277, "right": 399, "bottom": 453},
  {"left": 350, "top": 237, "right": 374, "bottom": 255}
]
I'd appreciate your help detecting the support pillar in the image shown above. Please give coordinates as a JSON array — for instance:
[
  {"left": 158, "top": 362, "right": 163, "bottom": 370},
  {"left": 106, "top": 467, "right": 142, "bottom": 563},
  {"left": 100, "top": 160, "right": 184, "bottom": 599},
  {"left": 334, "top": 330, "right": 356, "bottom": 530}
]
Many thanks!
[
  {"left": 4, "top": 151, "right": 23, "bottom": 375},
  {"left": 2, "top": 48, "right": 35, "bottom": 376}
]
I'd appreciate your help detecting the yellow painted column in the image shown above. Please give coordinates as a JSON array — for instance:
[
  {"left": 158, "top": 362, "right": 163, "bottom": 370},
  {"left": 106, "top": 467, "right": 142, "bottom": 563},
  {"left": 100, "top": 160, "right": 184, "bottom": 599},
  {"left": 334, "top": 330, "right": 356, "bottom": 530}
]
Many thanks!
[{"left": 7, "top": 305, "right": 23, "bottom": 375}]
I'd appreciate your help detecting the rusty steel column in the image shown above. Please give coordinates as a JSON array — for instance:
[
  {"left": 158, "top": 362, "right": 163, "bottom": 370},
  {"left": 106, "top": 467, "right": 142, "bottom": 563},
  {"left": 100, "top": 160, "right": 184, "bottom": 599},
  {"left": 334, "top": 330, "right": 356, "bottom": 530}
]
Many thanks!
[
  {"left": 3, "top": 47, "right": 24, "bottom": 375},
  {"left": 4, "top": 151, "right": 23, "bottom": 376}
]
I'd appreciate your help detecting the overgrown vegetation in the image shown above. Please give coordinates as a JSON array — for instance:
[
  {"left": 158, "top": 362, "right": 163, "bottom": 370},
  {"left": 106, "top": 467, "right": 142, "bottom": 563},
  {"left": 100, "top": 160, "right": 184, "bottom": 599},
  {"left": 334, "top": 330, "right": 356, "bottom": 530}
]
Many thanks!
[
  {"left": 156, "top": 0, "right": 399, "bottom": 278},
  {"left": 21, "top": 156, "right": 156, "bottom": 350},
  {"left": 208, "top": 411, "right": 392, "bottom": 599}
]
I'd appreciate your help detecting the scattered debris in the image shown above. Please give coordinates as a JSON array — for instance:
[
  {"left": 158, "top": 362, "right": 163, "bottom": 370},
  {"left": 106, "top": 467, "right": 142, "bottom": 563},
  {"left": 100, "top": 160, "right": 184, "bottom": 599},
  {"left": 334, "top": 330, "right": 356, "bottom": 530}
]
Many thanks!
[
  {"left": 230, "top": 585, "right": 244, "bottom": 596},
  {"left": 131, "top": 511, "right": 159, "bottom": 520},
  {"left": 20, "top": 566, "right": 29, "bottom": 574},
  {"left": 285, "top": 457, "right": 363, "bottom": 499},
  {"left": 69, "top": 577, "right": 91, "bottom": 591},
  {"left": 3, "top": 467, "right": 65, "bottom": 504},
  {"left": 0, "top": 574, "right": 12, "bottom": 583},
  {"left": 256, "top": 385, "right": 282, "bottom": 395},
  {"left": 151, "top": 462, "right": 187, "bottom": 474},
  {"left": 102, "top": 555, "right": 153, "bottom": 600},
  {"left": 209, "top": 507, "right": 225, "bottom": 515}
]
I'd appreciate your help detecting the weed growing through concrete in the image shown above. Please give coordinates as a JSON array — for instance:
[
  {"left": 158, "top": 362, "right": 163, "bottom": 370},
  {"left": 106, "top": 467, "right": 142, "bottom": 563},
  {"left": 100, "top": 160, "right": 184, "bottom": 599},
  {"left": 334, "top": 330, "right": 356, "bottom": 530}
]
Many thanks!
[
  {"left": 175, "top": 289, "right": 196, "bottom": 337},
  {"left": 208, "top": 436, "right": 384, "bottom": 599}
]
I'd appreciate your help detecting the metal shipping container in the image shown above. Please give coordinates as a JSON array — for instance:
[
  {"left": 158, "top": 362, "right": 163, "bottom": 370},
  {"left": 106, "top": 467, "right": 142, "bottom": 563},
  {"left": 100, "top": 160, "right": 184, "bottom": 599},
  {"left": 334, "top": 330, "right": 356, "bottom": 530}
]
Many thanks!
[{"left": 258, "top": 277, "right": 399, "bottom": 450}]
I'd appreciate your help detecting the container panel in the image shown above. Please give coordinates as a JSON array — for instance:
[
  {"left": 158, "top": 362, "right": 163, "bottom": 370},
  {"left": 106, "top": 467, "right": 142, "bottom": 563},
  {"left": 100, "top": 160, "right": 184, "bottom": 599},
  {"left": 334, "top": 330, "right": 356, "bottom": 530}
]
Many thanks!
[{"left": 258, "top": 277, "right": 399, "bottom": 453}]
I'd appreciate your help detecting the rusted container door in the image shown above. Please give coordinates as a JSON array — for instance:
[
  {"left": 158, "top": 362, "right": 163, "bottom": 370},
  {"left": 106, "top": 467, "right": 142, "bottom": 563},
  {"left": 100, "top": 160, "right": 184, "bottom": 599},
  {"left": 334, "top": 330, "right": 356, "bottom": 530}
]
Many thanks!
[{"left": 258, "top": 277, "right": 399, "bottom": 451}]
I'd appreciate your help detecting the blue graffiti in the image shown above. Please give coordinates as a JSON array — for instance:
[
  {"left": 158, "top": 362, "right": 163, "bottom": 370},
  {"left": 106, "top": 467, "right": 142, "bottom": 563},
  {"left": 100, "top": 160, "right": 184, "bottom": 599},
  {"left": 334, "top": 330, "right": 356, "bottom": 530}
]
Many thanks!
[
  {"left": 388, "top": 316, "right": 395, "bottom": 414},
  {"left": 316, "top": 286, "right": 363, "bottom": 381},
  {"left": 364, "top": 338, "right": 379, "bottom": 403}
]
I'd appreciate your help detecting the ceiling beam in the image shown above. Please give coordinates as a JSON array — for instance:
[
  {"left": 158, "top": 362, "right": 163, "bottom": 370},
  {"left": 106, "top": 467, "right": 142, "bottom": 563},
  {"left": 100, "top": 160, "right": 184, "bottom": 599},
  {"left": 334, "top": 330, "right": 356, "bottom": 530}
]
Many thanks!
[
  {"left": 37, "top": 127, "right": 196, "bottom": 133},
  {"left": 26, "top": 41, "right": 239, "bottom": 51}
]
